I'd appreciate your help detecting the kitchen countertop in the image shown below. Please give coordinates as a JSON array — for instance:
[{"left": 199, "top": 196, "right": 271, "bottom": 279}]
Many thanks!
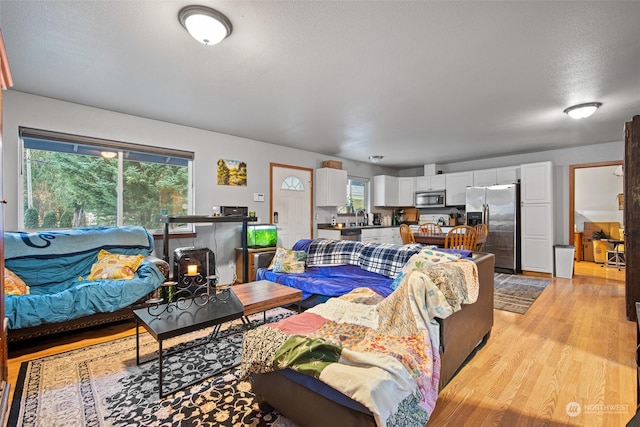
[{"left": 317, "top": 223, "right": 417, "bottom": 231}]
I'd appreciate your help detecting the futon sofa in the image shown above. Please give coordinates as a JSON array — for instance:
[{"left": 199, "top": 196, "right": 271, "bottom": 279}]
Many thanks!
[
  {"left": 5, "top": 226, "right": 169, "bottom": 342},
  {"left": 246, "top": 238, "right": 494, "bottom": 426}
]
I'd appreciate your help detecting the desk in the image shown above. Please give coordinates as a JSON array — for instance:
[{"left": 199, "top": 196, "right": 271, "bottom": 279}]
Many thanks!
[
  {"left": 606, "top": 239, "right": 625, "bottom": 270},
  {"left": 414, "top": 232, "right": 486, "bottom": 248}
]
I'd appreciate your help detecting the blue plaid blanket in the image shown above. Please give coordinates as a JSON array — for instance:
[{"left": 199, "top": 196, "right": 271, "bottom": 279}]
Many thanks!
[
  {"left": 359, "top": 242, "right": 423, "bottom": 278},
  {"left": 306, "top": 239, "right": 361, "bottom": 266},
  {"left": 305, "top": 239, "right": 422, "bottom": 279}
]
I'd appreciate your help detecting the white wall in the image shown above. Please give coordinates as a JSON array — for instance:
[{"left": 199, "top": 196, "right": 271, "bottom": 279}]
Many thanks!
[{"left": 2, "top": 91, "right": 395, "bottom": 282}]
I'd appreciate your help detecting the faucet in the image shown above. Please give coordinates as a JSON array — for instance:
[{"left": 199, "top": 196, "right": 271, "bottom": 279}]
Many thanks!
[{"left": 355, "top": 209, "right": 366, "bottom": 227}]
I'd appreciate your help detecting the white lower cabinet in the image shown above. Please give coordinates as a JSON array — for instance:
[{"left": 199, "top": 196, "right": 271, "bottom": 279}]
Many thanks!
[
  {"left": 316, "top": 229, "right": 341, "bottom": 240},
  {"left": 521, "top": 203, "right": 554, "bottom": 273},
  {"left": 361, "top": 227, "right": 398, "bottom": 244}
]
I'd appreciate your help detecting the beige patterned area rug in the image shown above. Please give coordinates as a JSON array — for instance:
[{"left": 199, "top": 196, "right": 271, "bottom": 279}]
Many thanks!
[
  {"left": 494, "top": 273, "right": 551, "bottom": 314},
  {"left": 9, "top": 308, "right": 297, "bottom": 427}
]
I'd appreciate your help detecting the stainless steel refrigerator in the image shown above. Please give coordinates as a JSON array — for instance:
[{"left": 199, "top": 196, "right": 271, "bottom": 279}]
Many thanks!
[{"left": 465, "top": 184, "right": 521, "bottom": 273}]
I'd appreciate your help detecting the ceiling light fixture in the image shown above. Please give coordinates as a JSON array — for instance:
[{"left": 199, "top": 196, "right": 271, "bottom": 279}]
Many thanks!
[
  {"left": 563, "top": 102, "right": 602, "bottom": 120},
  {"left": 178, "top": 5, "right": 232, "bottom": 46},
  {"left": 100, "top": 151, "right": 117, "bottom": 159},
  {"left": 368, "top": 155, "right": 384, "bottom": 163}
]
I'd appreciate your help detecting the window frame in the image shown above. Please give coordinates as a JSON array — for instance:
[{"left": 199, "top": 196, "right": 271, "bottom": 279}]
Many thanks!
[
  {"left": 338, "top": 176, "right": 370, "bottom": 214},
  {"left": 18, "top": 127, "right": 195, "bottom": 233}
]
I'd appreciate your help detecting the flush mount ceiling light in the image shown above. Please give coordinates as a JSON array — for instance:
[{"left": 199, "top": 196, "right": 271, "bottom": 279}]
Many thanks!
[
  {"left": 100, "top": 151, "right": 117, "bottom": 159},
  {"left": 563, "top": 102, "right": 602, "bottom": 120},
  {"left": 178, "top": 5, "right": 232, "bottom": 45},
  {"left": 368, "top": 155, "right": 384, "bottom": 163}
]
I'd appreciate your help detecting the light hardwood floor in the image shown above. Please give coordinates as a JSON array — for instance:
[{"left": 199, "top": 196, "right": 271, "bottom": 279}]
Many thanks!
[
  {"left": 430, "top": 261, "right": 634, "bottom": 426},
  {"left": 7, "top": 261, "right": 636, "bottom": 426}
]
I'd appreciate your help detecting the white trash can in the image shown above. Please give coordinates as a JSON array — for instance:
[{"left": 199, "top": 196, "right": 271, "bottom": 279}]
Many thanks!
[{"left": 555, "top": 245, "right": 575, "bottom": 278}]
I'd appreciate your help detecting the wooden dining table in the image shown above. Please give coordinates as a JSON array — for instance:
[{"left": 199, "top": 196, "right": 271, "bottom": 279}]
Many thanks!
[{"left": 414, "top": 232, "right": 487, "bottom": 248}]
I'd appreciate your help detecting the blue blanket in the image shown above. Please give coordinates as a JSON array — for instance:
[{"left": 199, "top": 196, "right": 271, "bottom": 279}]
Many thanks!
[
  {"left": 256, "top": 264, "right": 393, "bottom": 300},
  {"left": 4, "top": 226, "right": 164, "bottom": 329},
  {"left": 5, "top": 226, "right": 154, "bottom": 287}
]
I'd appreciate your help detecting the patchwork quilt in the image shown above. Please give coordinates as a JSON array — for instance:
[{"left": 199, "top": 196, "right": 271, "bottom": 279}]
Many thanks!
[{"left": 242, "top": 250, "right": 479, "bottom": 426}]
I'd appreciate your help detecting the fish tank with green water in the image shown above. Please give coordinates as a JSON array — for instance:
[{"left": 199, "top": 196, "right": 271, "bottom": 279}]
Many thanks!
[{"left": 247, "top": 224, "right": 278, "bottom": 248}]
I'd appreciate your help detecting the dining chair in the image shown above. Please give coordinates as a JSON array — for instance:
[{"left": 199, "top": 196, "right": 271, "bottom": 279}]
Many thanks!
[
  {"left": 474, "top": 223, "right": 488, "bottom": 251},
  {"left": 399, "top": 224, "right": 416, "bottom": 244},
  {"left": 418, "top": 222, "right": 442, "bottom": 235},
  {"left": 445, "top": 225, "right": 478, "bottom": 251}
]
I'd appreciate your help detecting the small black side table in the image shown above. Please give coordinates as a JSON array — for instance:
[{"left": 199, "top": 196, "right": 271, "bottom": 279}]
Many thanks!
[{"left": 133, "top": 292, "right": 244, "bottom": 398}]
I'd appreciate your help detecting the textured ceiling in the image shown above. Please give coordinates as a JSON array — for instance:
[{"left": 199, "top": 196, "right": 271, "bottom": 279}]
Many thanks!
[{"left": 1, "top": 1, "right": 639, "bottom": 169}]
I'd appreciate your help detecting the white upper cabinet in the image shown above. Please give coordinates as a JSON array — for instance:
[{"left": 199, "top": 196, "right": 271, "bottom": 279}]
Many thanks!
[
  {"left": 496, "top": 166, "right": 520, "bottom": 184},
  {"left": 416, "top": 174, "right": 446, "bottom": 191},
  {"left": 445, "top": 171, "right": 473, "bottom": 206},
  {"left": 473, "top": 166, "right": 520, "bottom": 186},
  {"left": 473, "top": 169, "right": 498, "bottom": 187},
  {"left": 521, "top": 162, "right": 553, "bottom": 203},
  {"left": 397, "top": 177, "right": 416, "bottom": 206},
  {"left": 315, "top": 168, "right": 347, "bottom": 206},
  {"left": 374, "top": 175, "right": 399, "bottom": 206}
]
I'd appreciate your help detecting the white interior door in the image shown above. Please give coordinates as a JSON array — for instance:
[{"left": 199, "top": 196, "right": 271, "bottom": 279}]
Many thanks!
[{"left": 271, "top": 164, "right": 313, "bottom": 249}]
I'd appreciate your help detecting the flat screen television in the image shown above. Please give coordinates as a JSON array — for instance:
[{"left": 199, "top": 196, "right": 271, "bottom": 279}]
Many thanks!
[{"left": 247, "top": 224, "right": 277, "bottom": 248}]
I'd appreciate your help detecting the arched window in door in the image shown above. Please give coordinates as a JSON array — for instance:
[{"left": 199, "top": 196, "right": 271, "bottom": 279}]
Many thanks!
[{"left": 281, "top": 176, "right": 304, "bottom": 191}]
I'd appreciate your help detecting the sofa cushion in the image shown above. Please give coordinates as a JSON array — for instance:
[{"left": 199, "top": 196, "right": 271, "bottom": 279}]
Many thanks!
[
  {"left": 358, "top": 242, "right": 422, "bottom": 278},
  {"left": 273, "top": 247, "right": 307, "bottom": 273},
  {"left": 87, "top": 250, "right": 145, "bottom": 280},
  {"left": 306, "top": 239, "right": 361, "bottom": 267},
  {"left": 4, "top": 268, "right": 30, "bottom": 296}
]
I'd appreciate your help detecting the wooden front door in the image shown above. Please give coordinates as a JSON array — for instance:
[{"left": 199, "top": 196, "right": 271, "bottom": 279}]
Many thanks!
[{"left": 270, "top": 163, "right": 313, "bottom": 249}]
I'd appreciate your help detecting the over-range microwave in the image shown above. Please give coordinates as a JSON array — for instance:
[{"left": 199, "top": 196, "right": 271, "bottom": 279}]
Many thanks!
[{"left": 415, "top": 190, "right": 446, "bottom": 208}]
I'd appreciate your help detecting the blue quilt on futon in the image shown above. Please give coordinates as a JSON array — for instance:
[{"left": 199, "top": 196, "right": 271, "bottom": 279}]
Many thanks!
[{"left": 4, "top": 226, "right": 165, "bottom": 329}]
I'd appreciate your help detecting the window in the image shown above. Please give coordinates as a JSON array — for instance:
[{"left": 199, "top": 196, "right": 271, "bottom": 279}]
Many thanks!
[
  {"left": 338, "top": 176, "right": 369, "bottom": 213},
  {"left": 20, "top": 127, "right": 193, "bottom": 232},
  {"left": 281, "top": 176, "right": 304, "bottom": 191}
]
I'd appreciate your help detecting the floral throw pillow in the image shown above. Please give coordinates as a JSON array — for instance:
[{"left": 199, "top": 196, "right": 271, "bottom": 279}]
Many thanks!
[
  {"left": 4, "top": 267, "right": 30, "bottom": 296},
  {"left": 87, "top": 249, "right": 145, "bottom": 280},
  {"left": 272, "top": 247, "right": 307, "bottom": 274}
]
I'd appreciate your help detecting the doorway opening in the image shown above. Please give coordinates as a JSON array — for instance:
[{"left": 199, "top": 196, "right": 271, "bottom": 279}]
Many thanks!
[{"left": 569, "top": 160, "right": 624, "bottom": 281}]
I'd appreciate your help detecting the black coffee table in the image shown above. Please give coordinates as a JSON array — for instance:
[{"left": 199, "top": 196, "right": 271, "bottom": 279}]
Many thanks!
[{"left": 133, "top": 291, "right": 244, "bottom": 398}]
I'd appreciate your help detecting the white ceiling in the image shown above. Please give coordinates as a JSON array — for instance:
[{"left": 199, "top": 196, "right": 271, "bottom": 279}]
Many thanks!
[{"left": 1, "top": 1, "right": 639, "bottom": 169}]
